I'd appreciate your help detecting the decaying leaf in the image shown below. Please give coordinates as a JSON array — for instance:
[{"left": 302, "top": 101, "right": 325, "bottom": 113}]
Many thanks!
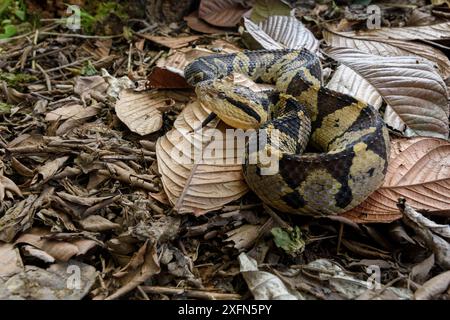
[
  {"left": 0, "top": 261, "right": 96, "bottom": 300},
  {"left": 199, "top": 0, "right": 251, "bottom": 27},
  {"left": 399, "top": 200, "right": 450, "bottom": 269},
  {"left": 107, "top": 240, "right": 160, "bottom": 300},
  {"left": 411, "top": 254, "right": 435, "bottom": 284},
  {"left": 414, "top": 270, "right": 450, "bottom": 300},
  {"left": 156, "top": 101, "right": 248, "bottom": 215},
  {"left": 239, "top": 252, "right": 303, "bottom": 300},
  {"left": 244, "top": 16, "right": 320, "bottom": 52},
  {"left": 327, "top": 47, "right": 449, "bottom": 139},
  {"left": 15, "top": 227, "right": 98, "bottom": 262},
  {"left": 226, "top": 224, "right": 261, "bottom": 250},
  {"left": 0, "top": 171, "right": 22, "bottom": 201},
  {"left": 184, "top": 11, "right": 230, "bottom": 34},
  {"left": 0, "top": 243, "right": 23, "bottom": 279},
  {"left": 343, "top": 137, "right": 450, "bottom": 223}
]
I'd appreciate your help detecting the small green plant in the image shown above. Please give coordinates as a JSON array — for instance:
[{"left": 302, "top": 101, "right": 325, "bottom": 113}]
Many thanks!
[
  {"left": 271, "top": 226, "right": 306, "bottom": 256},
  {"left": 0, "top": 71, "right": 37, "bottom": 87},
  {"left": 78, "top": 2, "right": 128, "bottom": 34},
  {"left": 0, "top": 0, "right": 27, "bottom": 39}
]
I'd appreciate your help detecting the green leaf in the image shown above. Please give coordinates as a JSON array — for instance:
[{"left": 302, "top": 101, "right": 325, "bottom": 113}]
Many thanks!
[
  {"left": 250, "top": 0, "right": 291, "bottom": 23},
  {"left": 14, "top": 9, "right": 26, "bottom": 21},
  {"left": 0, "top": 24, "right": 17, "bottom": 39},
  {"left": 0, "top": 102, "right": 12, "bottom": 115},
  {"left": 271, "top": 226, "right": 306, "bottom": 256},
  {"left": 0, "top": 0, "right": 13, "bottom": 17},
  {"left": 80, "top": 60, "right": 97, "bottom": 76}
]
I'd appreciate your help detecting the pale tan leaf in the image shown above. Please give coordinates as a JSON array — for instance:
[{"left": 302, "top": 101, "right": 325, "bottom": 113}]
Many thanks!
[
  {"left": 45, "top": 104, "right": 85, "bottom": 121},
  {"left": 199, "top": 0, "right": 251, "bottom": 27},
  {"left": 239, "top": 252, "right": 303, "bottom": 300},
  {"left": 343, "top": 137, "right": 450, "bottom": 223},
  {"left": 15, "top": 227, "right": 98, "bottom": 262},
  {"left": 338, "top": 21, "right": 450, "bottom": 41},
  {"left": 244, "top": 16, "right": 319, "bottom": 52},
  {"left": 414, "top": 270, "right": 450, "bottom": 300},
  {"left": 326, "top": 65, "right": 383, "bottom": 109},
  {"left": 78, "top": 215, "right": 120, "bottom": 232},
  {"left": 327, "top": 47, "right": 449, "bottom": 139},
  {"left": 0, "top": 243, "right": 23, "bottom": 278},
  {"left": 323, "top": 29, "right": 450, "bottom": 78},
  {"left": 156, "top": 101, "right": 248, "bottom": 215},
  {"left": 226, "top": 224, "right": 261, "bottom": 250},
  {"left": 115, "top": 89, "right": 175, "bottom": 135}
]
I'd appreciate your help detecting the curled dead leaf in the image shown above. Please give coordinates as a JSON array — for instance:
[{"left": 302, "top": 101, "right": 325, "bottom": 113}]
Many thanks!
[{"left": 343, "top": 137, "right": 450, "bottom": 223}]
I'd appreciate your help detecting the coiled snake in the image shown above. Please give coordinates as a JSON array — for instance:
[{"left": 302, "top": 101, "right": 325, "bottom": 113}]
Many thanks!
[{"left": 184, "top": 49, "right": 390, "bottom": 216}]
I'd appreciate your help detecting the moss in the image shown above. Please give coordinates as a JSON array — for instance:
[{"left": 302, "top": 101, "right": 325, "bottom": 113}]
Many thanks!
[
  {"left": 0, "top": 102, "right": 12, "bottom": 115},
  {"left": 0, "top": 72, "right": 37, "bottom": 86}
]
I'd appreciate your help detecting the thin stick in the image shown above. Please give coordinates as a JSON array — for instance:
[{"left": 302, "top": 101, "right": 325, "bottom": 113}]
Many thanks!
[
  {"left": 40, "top": 32, "right": 122, "bottom": 39},
  {"left": 140, "top": 286, "right": 241, "bottom": 300},
  {"left": 44, "top": 57, "right": 90, "bottom": 73},
  {"left": 127, "top": 43, "right": 133, "bottom": 73},
  {"left": 35, "top": 63, "right": 52, "bottom": 91},
  {"left": 31, "top": 30, "right": 39, "bottom": 70}
]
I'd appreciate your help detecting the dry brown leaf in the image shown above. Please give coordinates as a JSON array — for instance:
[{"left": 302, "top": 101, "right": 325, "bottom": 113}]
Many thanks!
[
  {"left": 414, "top": 270, "right": 450, "bottom": 300},
  {"left": 140, "top": 34, "right": 201, "bottom": 49},
  {"left": 327, "top": 47, "right": 449, "bottom": 139},
  {"left": 199, "top": 0, "right": 250, "bottom": 27},
  {"left": 156, "top": 101, "right": 248, "bottom": 215},
  {"left": 73, "top": 75, "right": 108, "bottom": 103},
  {"left": 340, "top": 21, "right": 450, "bottom": 41},
  {"left": 78, "top": 215, "right": 120, "bottom": 232},
  {"left": 411, "top": 254, "right": 435, "bottom": 284},
  {"left": 0, "top": 171, "right": 22, "bottom": 201},
  {"left": 343, "top": 137, "right": 450, "bottom": 223},
  {"left": 115, "top": 89, "right": 174, "bottom": 135},
  {"left": 106, "top": 240, "right": 160, "bottom": 300},
  {"left": 32, "top": 156, "right": 69, "bottom": 185},
  {"left": 15, "top": 227, "right": 98, "bottom": 262},
  {"left": 184, "top": 11, "right": 229, "bottom": 34},
  {"left": 323, "top": 29, "right": 450, "bottom": 78},
  {"left": 226, "top": 224, "right": 261, "bottom": 250}
]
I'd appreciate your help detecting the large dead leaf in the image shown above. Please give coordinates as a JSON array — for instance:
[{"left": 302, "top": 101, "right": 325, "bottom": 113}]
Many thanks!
[
  {"left": 184, "top": 11, "right": 233, "bottom": 34},
  {"left": 326, "top": 47, "right": 449, "bottom": 139},
  {"left": 199, "top": 0, "right": 251, "bottom": 27},
  {"left": 156, "top": 101, "right": 248, "bottom": 215},
  {"left": 326, "top": 65, "right": 383, "bottom": 109},
  {"left": 244, "top": 16, "right": 319, "bottom": 52},
  {"left": 414, "top": 270, "right": 450, "bottom": 300},
  {"left": 115, "top": 89, "right": 174, "bottom": 135},
  {"left": 338, "top": 21, "right": 450, "bottom": 41},
  {"left": 0, "top": 243, "right": 23, "bottom": 279},
  {"left": 323, "top": 29, "right": 450, "bottom": 79},
  {"left": 343, "top": 137, "right": 450, "bottom": 223}
]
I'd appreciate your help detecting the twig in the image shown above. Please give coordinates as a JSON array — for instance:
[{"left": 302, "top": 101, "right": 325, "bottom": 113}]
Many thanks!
[
  {"left": 44, "top": 57, "right": 91, "bottom": 73},
  {"left": 35, "top": 63, "right": 52, "bottom": 91},
  {"left": 140, "top": 286, "right": 241, "bottom": 300},
  {"left": 40, "top": 32, "right": 123, "bottom": 39},
  {"left": 263, "top": 204, "right": 292, "bottom": 231},
  {"left": 31, "top": 30, "right": 39, "bottom": 70},
  {"left": 127, "top": 43, "right": 133, "bottom": 73}
]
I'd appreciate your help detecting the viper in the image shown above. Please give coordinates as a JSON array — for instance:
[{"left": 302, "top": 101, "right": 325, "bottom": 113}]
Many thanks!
[{"left": 184, "top": 49, "right": 390, "bottom": 216}]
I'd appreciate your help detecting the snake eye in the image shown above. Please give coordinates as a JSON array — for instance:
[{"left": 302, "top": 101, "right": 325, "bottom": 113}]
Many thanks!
[{"left": 218, "top": 92, "right": 226, "bottom": 99}]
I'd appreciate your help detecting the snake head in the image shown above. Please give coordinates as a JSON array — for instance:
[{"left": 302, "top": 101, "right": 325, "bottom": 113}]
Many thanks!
[{"left": 195, "top": 78, "right": 269, "bottom": 130}]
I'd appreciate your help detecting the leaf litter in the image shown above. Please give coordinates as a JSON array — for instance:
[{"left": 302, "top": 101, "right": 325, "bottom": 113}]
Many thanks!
[{"left": 0, "top": 0, "right": 449, "bottom": 300}]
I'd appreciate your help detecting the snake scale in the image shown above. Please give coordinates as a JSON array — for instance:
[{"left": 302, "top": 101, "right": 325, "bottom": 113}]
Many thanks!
[{"left": 184, "top": 49, "right": 390, "bottom": 216}]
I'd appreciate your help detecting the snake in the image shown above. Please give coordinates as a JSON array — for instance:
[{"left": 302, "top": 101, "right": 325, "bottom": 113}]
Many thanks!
[{"left": 184, "top": 49, "right": 390, "bottom": 216}]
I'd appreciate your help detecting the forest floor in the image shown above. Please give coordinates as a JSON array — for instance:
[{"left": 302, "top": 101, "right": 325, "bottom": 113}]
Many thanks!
[{"left": 0, "top": 0, "right": 449, "bottom": 300}]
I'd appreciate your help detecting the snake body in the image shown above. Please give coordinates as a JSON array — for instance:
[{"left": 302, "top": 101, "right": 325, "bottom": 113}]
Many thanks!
[{"left": 185, "top": 49, "right": 390, "bottom": 216}]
